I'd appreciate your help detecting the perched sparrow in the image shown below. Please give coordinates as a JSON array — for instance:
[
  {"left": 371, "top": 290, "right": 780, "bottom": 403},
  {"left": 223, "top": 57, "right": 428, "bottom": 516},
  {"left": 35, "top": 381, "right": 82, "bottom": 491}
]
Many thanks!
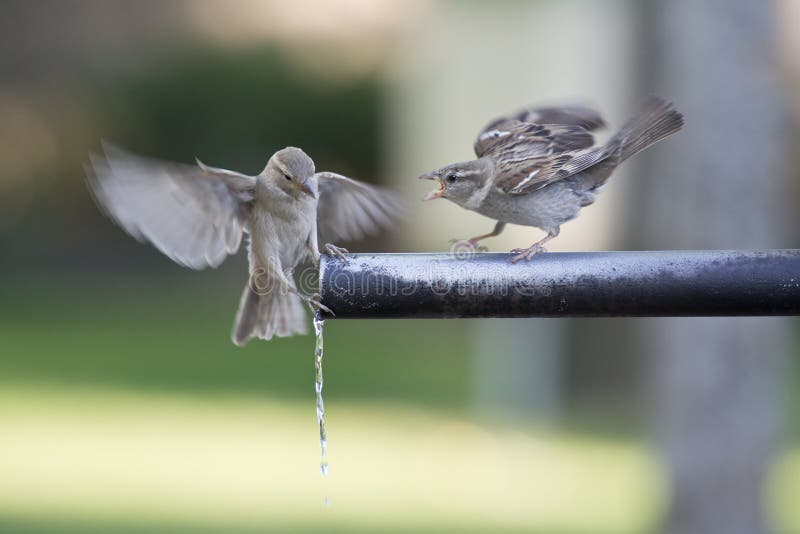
[
  {"left": 419, "top": 96, "right": 684, "bottom": 262},
  {"left": 87, "top": 144, "right": 401, "bottom": 345}
]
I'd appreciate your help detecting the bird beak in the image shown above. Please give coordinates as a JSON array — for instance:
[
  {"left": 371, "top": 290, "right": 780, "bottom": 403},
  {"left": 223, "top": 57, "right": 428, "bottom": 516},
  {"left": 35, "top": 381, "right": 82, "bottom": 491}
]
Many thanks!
[
  {"left": 299, "top": 178, "right": 316, "bottom": 197},
  {"left": 419, "top": 171, "right": 445, "bottom": 201}
]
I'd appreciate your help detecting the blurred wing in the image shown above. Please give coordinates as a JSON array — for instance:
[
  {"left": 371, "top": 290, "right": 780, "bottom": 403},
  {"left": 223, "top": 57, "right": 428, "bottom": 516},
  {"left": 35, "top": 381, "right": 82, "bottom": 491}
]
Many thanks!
[
  {"left": 315, "top": 172, "right": 404, "bottom": 245},
  {"left": 87, "top": 143, "right": 256, "bottom": 269}
]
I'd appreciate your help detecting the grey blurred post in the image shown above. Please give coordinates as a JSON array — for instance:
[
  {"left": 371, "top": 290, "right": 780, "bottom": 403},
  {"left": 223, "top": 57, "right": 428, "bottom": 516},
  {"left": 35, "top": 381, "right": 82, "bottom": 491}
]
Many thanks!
[{"left": 642, "top": 1, "right": 792, "bottom": 533}]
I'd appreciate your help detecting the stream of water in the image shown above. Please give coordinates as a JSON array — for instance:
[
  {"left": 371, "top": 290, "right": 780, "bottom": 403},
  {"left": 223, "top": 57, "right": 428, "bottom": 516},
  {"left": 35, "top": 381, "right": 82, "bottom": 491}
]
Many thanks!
[{"left": 313, "top": 315, "right": 329, "bottom": 480}]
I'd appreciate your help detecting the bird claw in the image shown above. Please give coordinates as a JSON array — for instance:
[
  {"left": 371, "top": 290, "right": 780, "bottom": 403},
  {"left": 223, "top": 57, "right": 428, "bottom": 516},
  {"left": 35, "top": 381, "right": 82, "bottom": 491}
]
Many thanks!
[
  {"left": 510, "top": 244, "right": 547, "bottom": 263},
  {"left": 302, "top": 292, "right": 334, "bottom": 316},
  {"left": 324, "top": 243, "right": 349, "bottom": 261}
]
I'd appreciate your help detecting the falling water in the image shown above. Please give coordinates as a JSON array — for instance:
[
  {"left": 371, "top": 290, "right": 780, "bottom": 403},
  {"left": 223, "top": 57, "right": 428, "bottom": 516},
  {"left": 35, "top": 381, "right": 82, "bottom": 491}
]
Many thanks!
[{"left": 313, "top": 315, "right": 329, "bottom": 479}]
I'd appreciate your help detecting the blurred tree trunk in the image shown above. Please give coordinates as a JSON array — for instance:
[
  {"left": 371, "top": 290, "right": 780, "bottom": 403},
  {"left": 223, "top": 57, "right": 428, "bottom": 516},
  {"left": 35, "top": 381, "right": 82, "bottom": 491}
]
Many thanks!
[{"left": 640, "top": 1, "right": 792, "bottom": 534}]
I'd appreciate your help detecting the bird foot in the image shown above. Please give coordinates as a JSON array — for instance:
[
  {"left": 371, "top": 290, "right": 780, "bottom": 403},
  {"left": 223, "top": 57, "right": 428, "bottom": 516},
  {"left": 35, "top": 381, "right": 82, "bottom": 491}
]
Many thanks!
[
  {"left": 449, "top": 238, "right": 488, "bottom": 254},
  {"left": 510, "top": 244, "right": 547, "bottom": 263},
  {"left": 324, "top": 243, "right": 349, "bottom": 260},
  {"left": 301, "top": 292, "right": 334, "bottom": 316}
]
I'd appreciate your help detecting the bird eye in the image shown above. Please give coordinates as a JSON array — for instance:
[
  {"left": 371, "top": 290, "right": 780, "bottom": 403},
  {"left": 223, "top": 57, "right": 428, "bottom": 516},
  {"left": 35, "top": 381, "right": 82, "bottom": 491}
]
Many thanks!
[
  {"left": 283, "top": 172, "right": 291, "bottom": 181},
  {"left": 446, "top": 173, "right": 458, "bottom": 183}
]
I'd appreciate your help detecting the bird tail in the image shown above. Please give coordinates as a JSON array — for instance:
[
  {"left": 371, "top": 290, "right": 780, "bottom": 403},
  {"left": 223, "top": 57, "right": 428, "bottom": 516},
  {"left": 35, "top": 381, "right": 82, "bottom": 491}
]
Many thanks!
[
  {"left": 231, "top": 283, "right": 308, "bottom": 346},
  {"left": 609, "top": 96, "right": 684, "bottom": 162}
]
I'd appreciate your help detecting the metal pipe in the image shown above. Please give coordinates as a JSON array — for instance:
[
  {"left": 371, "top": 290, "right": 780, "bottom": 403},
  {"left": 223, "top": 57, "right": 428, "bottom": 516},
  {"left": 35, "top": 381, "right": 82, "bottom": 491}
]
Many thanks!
[{"left": 318, "top": 250, "right": 800, "bottom": 318}]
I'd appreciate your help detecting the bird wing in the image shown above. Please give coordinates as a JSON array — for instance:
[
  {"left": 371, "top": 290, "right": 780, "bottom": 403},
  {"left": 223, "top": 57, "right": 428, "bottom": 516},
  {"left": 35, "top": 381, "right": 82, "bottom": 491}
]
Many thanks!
[
  {"left": 473, "top": 113, "right": 613, "bottom": 195},
  {"left": 492, "top": 144, "right": 615, "bottom": 195},
  {"left": 87, "top": 142, "right": 256, "bottom": 269},
  {"left": 476, "top": 120, "right": 598, "bottom": 160},
  {"left": 315, "top": 171, "right": 404, "bottom": 245},
  {"left": 474, "top": 104, "right": 605, "bottom": 158},
  {"left": 509, "top": 104, "right": 606, "bottom": 131}
]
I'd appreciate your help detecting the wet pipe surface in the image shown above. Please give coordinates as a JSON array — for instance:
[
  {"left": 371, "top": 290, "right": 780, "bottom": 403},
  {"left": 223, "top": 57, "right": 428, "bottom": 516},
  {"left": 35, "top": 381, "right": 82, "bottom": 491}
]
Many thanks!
[{"left": 318, "top": 250, "right": 800, "bottom": 319}]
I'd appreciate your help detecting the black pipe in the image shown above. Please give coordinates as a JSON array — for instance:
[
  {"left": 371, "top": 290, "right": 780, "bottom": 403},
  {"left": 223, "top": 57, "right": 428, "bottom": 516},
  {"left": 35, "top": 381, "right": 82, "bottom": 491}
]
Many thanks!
[{"left": 318, "top": 250, "right": 800, "bottom": 318}]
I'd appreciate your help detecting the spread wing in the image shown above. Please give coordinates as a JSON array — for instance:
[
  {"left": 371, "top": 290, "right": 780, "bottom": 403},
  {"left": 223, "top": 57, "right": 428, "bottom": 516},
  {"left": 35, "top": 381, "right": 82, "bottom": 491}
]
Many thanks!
[
  {"left": 473, "top": 104, "right": 611, "bottom": 195},
  {"left": 315, "top": 172, "right": 404, "bottom": 245},
  {"left": 87, "top": 143, "right": 256, "bottom": 269},
  {"left": 476, "top": 120, "right": 611, "bottom": 194},
  {"left": 474, "top": 104, "right": 605, "bottom": 158}
]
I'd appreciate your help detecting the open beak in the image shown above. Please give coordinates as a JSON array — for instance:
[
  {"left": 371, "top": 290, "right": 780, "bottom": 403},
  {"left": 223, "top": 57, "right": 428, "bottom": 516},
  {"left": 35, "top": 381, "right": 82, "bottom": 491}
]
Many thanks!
[{"left": 419, "top": 171, "right": 445, "bottom": 201}]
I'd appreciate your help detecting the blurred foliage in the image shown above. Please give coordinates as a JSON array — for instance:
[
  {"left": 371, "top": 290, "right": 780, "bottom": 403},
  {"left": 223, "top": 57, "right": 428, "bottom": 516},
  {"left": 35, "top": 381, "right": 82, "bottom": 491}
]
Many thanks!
[
  {"left": 0, "top": 275, "right": 472, "bottom": 411},
  {"left": 91, "top": 47, "right": 383, "bottom": 180}
]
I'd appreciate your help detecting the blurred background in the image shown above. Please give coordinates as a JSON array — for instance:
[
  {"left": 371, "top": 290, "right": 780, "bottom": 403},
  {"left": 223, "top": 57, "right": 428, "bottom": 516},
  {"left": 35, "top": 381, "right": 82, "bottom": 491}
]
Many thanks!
[{"left": 1, "top": 0, "right": 799, "bottom": 532}]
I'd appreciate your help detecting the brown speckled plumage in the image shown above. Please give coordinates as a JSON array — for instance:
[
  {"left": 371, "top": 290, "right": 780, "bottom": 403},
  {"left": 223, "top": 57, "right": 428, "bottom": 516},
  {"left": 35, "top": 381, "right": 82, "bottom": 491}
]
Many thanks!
[{"left": 420, "top": 96, "right": 684, "bottom": 262}]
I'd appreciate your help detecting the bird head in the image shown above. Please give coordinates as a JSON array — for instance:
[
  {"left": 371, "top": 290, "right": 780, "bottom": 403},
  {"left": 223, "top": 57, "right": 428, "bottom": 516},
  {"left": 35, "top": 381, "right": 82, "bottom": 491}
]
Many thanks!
[
  {"left": 418, "top": 160, "right": 488, "bottom": 205},
  {"left": 267, "top": 147, "right": 317, "bottom": 198}
]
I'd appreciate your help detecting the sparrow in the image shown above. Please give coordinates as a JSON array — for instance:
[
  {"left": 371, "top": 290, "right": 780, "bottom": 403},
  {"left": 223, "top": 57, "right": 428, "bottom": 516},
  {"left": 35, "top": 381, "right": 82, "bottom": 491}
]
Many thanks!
[
  {"left": 87, "top": 143, "right": 401, "bottom": 345},
  {"left": 419, "top": 96, "right": 684, "bottom": 262}
]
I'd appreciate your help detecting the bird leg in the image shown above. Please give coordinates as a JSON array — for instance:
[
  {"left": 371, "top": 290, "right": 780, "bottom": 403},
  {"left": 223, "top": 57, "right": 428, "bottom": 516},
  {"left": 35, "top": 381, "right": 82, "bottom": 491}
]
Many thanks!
[
  {"left": 299, "top": 291, "right": 334, "bottom": 316},
  {"left": 450, "top": 221, "right": 506, "bottom": 253},
  {"left": 324, "top": 243, "right": 349, "bottom": 260},
  {"left": 253, "top": 260, "right": 334, "bottom": 315},
  {"left": 510, "top": 231, "right": 557, "bottom": 263}
]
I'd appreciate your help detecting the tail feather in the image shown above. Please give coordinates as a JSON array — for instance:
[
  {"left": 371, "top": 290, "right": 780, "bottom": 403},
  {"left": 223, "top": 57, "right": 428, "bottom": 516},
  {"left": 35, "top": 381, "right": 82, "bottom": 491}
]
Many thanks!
[
  {"left": 610, "top": 96, "right": 684, "bottom": 162},
  {"left": 232, "top": 284, "right": 260, "bottom": 346},
  {"left": 231, "top": 283, "right": 308, "bottom": 346}
]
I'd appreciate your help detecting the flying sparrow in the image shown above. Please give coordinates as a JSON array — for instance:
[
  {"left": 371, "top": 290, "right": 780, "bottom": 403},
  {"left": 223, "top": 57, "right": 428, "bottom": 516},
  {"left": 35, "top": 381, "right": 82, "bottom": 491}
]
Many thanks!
[
  {"left": 87, "top": 144, "right": 401, "bottom": 345},
  {"left": 419, "top": 96, "right": 684, "bottom": 262}
]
